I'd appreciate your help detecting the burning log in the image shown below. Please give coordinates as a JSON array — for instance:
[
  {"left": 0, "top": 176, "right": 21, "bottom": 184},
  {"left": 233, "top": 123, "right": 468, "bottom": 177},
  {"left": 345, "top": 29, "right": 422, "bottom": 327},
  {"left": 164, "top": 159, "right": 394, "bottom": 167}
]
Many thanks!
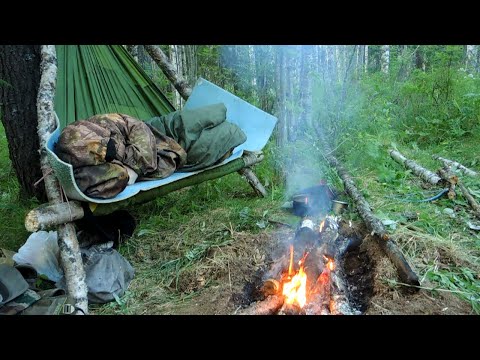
[
  {"left": 389, "top": 149, "right": 442, "bottom": 185},
  {"left": 433, "top": 155, "right": 478, "bottom": 177},
  {"left": 237, "top": 295, "right": 284, "bottom": 315},
  {"left": 324, "top": 152, "right": 420, "bottom": 288}
]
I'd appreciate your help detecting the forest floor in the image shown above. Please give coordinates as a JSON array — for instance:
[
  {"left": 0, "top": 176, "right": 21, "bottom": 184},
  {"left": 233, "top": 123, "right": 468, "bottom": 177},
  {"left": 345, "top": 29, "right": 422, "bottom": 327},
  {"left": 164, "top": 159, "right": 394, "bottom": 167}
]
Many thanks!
[{"left": 1, "top": 124, "right": 479, "bottom": 315}]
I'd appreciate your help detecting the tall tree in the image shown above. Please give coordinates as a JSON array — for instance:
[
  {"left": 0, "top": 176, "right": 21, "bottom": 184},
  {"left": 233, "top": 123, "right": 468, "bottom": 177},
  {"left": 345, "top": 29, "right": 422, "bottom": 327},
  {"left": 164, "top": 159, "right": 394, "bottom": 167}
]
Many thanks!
[
  {"left": 364, "top": 45, "right": 369, "bottom": 73},
  {"left": 0, "top": 45, "right": 46, "bottom": 201},
  {"left": 381, "top": 45, "right": 390, "bottom": 74},
  {"left": 466, "top": 45, "right": 477, "bottom": 73}
]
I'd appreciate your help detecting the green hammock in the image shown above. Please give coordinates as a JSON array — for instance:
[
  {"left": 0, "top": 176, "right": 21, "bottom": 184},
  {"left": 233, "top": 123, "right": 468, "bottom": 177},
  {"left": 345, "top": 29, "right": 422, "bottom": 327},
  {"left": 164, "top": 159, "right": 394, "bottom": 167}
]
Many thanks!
[
  {"left": 46, "top": 45, "right": 277, "bottom": 211},
  {"left": 54, "top": 45, "right": 174, "bottom": 128}
]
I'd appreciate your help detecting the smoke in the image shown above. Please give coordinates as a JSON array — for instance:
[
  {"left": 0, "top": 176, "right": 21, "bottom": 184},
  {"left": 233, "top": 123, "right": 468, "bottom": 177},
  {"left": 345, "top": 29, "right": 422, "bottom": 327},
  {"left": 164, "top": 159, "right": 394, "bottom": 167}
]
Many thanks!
[{"left": 220, "top": 45, "right": 364, "bottom": 198}]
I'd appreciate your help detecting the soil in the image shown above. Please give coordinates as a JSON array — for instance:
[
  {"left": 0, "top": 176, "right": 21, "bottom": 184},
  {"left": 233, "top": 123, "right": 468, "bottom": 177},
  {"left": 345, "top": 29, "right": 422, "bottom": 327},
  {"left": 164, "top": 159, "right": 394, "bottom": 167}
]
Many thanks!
[{"left": 157, "top": 222, "right": 474, "bottom": 315}]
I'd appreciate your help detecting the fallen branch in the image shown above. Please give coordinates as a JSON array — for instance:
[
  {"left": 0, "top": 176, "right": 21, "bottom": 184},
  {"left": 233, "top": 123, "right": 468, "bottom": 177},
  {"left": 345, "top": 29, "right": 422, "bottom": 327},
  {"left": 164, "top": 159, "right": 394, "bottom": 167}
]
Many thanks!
[
  {"left": 433, "top": 155, "right": 478, "bottom": 177},
  {"left": 389, "top": 149, "right": 442, "bottom": 185},
  {"left": 324, "top": 153, "right": 420, "bottom": 288}
]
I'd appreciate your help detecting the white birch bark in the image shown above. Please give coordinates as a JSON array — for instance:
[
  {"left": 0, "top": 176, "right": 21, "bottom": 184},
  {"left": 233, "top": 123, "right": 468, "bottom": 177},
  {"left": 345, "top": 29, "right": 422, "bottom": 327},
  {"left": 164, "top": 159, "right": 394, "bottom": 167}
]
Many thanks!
[
  {"left": 381, "top": 45, "right": 390, "bottom": 74},
  {"left": 364, "top": 45, "right": 369, "bottom": 73},
  {"left": 37, "top": 45, "right": 88, "bottom": 314}
]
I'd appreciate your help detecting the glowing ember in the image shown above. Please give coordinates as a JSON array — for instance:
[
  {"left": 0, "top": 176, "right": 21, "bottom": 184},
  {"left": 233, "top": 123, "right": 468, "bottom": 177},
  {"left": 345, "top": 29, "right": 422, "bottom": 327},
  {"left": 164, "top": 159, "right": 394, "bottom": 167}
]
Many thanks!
[
  {"left": 282, "top": 247, "right": 308, "bottom": 308},
  {"left": 327, "top": 259, "right": 335, "bottom": 271},
  {"left": 288, "top": 245, "right": 294, "bottom": 276},
  {"left": 319, "top": 219, "right": 326, "bottom": 233},
  {"left": 323, "top": 255, "right": 335, "bottom": 271}
]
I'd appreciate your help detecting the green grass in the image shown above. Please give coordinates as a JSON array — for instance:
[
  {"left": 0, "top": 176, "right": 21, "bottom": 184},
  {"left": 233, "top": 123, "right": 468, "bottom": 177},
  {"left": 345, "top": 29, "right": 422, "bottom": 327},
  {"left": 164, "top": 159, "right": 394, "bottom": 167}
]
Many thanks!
[
  {"left": 2, "top": 109, "right": 479, "bottom": 314},
  {"left": 0, "top": 123, "right": 40, "bottom": 251}
]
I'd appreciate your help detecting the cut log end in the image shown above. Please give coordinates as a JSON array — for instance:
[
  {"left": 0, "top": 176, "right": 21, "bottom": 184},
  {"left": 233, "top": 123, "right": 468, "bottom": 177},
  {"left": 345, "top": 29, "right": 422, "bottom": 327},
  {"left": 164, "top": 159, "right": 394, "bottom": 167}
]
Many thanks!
[{"left": 25, "top": 210, "right": 40, "bottom": 232}]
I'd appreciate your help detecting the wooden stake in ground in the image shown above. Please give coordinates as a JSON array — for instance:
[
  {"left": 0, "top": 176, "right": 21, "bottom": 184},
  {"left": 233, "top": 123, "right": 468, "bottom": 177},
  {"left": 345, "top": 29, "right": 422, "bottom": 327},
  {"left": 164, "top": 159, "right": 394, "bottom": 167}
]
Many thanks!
[
  {"left": 389, "top": 149, "right": 442, "bottom": 185},
  {"left": 324, "top": 153, "right": 420, "bottom": 288},
  {"left": 37, "top": 45, "right": 88, "bottom": 314},
  {"left": 433, "top": 155, "right": 478, "bottom": 177}
]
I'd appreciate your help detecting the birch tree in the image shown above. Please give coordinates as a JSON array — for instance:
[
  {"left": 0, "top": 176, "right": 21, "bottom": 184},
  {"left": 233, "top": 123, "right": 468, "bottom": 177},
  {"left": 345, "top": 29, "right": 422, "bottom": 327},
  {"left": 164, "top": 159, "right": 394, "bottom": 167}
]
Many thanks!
[{"left": 381, "top": 45, "right": 390, "bottom": 74}]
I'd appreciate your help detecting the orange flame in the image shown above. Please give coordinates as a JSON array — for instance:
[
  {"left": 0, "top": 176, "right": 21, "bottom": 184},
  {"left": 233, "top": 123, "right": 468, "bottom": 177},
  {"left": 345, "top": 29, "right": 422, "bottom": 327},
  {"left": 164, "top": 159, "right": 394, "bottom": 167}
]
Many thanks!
[
  {"left": 282, "top": 247, "right": 308, "bottom": 308},
  {"left": 327, "top": 259, "right": 335, "bottom": 271},
  {"left": 319, "top": 219, "right": 326, "bottom": 233},
  {"left": 288, "top": 245, "right": 294, "bottom": 276}
]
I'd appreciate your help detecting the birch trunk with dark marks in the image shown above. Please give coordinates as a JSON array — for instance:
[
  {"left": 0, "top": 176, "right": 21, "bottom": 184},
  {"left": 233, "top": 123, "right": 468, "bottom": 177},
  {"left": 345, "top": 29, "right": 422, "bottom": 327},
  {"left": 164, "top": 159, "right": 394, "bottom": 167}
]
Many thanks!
[
  {"left": 323, "top": 151, "right": 420, "bottom": 287},
  {"left": 37, "top": 45, "right": 88, "bottom": 314},
  {"left": 144, "top": 45, "right": 192, "bottom": 100},
  {"left": 0, "top": 45, "right": 46, "bottom": 201},
  {"left": 433, "top": 155, "right": 478, "bottom": 177},
  {"left": 25, "top": 201, "right": 84, "bottom": 232},
  {"left": 389, "top": 149, "right": 442, "bottom": 185},
  {"left": 381, "top": 45, "right": 390, "bottom": 74}
]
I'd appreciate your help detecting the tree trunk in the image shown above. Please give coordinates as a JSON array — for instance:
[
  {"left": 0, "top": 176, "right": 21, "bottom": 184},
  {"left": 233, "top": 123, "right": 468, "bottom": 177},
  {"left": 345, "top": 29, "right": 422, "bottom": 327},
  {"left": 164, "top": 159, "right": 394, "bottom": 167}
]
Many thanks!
[
  {"left": 0, "top": 45, "right": 46, "bottom": 201},
  {"left": 275, "top": 46, "right": 287, "bottom": 148},
  {"left": 299, "top": 45, "right": 313, "bottom": 128},
  {"left": 364, "top": 45, "right": 369, "bottom": 73},
  {"left": 144, "top": 45, "right": 192, "bottom": 100},
  {"left": 381, "top": 45, "right": 390, "bottom": 74},
  {"left": 466, "top": 45, "right": 476, "bottom": 74},
  {"left": 415, "top": 46, "right": 426, "bottom": 71},
  {"left": 169, "top": 45, "right": 182, "bottom": 109}
]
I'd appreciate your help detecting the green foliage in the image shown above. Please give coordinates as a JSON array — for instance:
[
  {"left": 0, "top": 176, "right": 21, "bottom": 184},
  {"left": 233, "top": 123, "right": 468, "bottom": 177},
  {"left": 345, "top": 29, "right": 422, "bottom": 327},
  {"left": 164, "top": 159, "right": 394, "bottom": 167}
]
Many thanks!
[{"left": 425, "top": 266, "right": 480, "bottom": 314}]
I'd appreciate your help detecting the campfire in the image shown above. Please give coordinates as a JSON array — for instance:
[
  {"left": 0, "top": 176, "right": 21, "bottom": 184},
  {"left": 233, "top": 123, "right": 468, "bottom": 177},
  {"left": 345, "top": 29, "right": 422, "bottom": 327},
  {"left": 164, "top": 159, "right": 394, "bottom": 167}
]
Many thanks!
[{"left": 238, "top": 216, "right": 361, "bottom": 315}]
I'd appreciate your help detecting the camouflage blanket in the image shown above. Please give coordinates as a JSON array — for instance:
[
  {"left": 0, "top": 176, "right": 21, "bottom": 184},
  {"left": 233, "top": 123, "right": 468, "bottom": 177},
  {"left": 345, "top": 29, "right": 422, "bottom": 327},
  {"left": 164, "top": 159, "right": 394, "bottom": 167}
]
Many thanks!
[{"left": 56, "top": 113, "right": 187, "bottom": 199}]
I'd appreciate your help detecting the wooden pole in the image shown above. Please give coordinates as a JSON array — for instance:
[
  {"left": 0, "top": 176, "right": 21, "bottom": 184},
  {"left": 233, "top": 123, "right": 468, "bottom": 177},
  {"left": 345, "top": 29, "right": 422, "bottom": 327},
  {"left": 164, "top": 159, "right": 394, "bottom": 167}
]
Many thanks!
[
  {"left": 324, "top": 153, "right": 420, "bottom": 288},
  {"left": 37, "top": 45, "right": 88, "bottom": 314}
]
